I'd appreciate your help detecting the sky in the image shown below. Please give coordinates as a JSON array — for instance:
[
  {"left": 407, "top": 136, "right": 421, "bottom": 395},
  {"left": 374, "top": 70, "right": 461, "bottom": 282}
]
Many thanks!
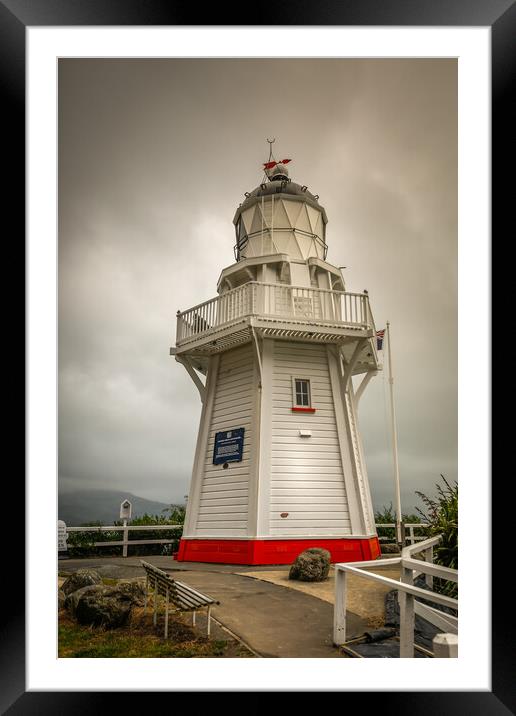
[{"left": 58, "top": 58, "right": 457, "bottom": 515}]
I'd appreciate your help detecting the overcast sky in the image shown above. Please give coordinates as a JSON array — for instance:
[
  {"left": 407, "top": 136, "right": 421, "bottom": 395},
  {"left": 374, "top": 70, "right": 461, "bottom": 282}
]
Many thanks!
[{"left": 58, "top": 58, "right": 457, "bottom": 515}]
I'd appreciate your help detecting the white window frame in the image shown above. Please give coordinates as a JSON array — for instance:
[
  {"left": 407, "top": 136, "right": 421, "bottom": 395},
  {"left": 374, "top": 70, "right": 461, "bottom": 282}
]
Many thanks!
[{"left": 292, "top": 377, "right": 312, "bottom": 408}]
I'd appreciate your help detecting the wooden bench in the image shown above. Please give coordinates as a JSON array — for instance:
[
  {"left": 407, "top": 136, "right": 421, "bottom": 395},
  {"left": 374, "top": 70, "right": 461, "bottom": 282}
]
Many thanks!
[{"left": 140, "top": 560, "right": 219, "bottom": 638}]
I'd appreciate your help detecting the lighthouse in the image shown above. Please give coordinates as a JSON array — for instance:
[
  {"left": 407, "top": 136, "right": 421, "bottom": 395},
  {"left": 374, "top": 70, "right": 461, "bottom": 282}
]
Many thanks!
[{"left": 172, "top": 149, "right": 381, "bottom": 565}]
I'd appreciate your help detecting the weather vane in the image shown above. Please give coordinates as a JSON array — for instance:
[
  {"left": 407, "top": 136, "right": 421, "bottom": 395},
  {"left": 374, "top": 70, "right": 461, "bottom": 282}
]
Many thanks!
[{"left": 262, "top": 138, "right": 292, "bottom": 176}]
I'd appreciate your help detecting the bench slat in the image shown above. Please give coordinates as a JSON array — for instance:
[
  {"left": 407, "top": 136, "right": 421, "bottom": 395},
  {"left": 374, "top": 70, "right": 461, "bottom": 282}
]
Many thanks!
[
  {"left": 174, "top": 581, "right": 219, "bottom": 604},
  {"left": 174, "top": 582, "right": 216, "bottom": 608},
  {"left": 173, "top": 588, "right": 204, "bottom": 608},
  {"left": 140, "top": 560, "right": 218, "bottom": 610}
]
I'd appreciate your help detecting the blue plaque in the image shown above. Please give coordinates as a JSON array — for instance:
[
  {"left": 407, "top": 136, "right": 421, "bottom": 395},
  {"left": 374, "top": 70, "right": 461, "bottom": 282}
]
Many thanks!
[{"left": 213, "top": 428, "right": 245, "bottom": 465}]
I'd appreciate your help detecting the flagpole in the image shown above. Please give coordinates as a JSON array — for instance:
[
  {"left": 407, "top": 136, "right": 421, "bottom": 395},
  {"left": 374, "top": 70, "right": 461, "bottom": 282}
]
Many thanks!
[{"left": 386, "top": 321, "right": 403, "bottom": 548}]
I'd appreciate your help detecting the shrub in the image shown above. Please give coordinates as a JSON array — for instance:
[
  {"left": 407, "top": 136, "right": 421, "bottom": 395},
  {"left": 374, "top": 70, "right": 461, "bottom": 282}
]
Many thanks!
[
  {"left": 416, "top": 475, "right": 458, "bottom": 598},
  {"left": 374, "top": 503, "right": 427, "bottom": 542},
  {"left": 66, "top": 507, "right": 186, "bottom": 558}
]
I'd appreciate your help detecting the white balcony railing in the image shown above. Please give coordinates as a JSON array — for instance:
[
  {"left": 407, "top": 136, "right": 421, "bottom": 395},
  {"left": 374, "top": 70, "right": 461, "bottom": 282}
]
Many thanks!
[{"left": 176, "top": 282, "right": 373, "bottom": 344}]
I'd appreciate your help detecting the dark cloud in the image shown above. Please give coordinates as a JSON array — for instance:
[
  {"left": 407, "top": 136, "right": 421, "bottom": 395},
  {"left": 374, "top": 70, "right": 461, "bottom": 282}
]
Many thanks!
[{"left": 58, "top": 58, "right": 457, "bottom": 512}]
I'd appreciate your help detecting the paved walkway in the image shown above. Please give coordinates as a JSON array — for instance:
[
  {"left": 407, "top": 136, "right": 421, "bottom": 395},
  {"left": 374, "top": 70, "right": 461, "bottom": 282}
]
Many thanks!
[{"left": 59, "top": 556, "right": 382, "bottom": 658}]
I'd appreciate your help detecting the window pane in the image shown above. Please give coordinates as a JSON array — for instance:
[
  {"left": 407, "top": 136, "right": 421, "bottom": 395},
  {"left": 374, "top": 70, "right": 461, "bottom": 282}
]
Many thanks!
[{"left": 294, "top": 379, "right": 310, "bottom": 406}]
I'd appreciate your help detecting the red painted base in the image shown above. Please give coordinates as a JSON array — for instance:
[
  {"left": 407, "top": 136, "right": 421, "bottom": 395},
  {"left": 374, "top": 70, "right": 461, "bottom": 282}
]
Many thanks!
[{"left": 176, "top": 536, "right": 381, "bottom": 565}]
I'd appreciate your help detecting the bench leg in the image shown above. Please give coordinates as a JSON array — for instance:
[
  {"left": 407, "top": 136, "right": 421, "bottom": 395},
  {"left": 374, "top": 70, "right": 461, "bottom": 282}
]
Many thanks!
[
  {"left": 207, "top": 606, "right": 211, "bottom": 638},
  {"left": 192, "top": 611, "right": 196, "bottom": 627},
  {"left": 144, "top": 575, "right": 149, "bottom": 612},
  {"left": 164, "top": 587, "right": 169, "bottom": 639},
  {"left": 153, "top": 577, "right": 158, "bottom": 627}
]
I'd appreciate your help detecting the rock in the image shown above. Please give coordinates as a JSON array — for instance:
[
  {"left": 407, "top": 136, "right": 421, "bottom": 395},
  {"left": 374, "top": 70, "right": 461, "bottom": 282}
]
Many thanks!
[
  {"left": 61, "top": 569, "right": 102, "bottom": 596},
  {"left": 65, "top": 585, "right": 105, "bottom": 617},
  {"left": 58, "top": 589, "right": 66, "bottom": 610},
  {"left": 289, "top": 548, "right": 331, "bottom": 582},
  {"left": 74, "top": 586, "right": 133, "bottom": 628},
  {"left": 380, "top": 543, "right": 400, "bottom": 554},
  {"left": 117, "top": 580, "right": 146, "bottom": 606}
]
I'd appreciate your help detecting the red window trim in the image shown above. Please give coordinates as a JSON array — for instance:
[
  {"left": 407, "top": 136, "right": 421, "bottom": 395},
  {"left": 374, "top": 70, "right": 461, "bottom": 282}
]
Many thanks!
[{"left": 291, "top": 407, "right": 316, "bottom": 413}]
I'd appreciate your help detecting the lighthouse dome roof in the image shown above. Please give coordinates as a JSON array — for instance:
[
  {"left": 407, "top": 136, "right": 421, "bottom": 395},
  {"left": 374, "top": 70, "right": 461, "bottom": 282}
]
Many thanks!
[{"left": 234, "top": 180, "right": 327, "bottom": 226}]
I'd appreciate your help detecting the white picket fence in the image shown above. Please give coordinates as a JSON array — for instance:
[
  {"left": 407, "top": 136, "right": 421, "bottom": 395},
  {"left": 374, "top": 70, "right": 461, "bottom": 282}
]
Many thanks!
[
  {"left": 65, "top": 524, "right": 183, "bottom": 557},
  {"left": 375, "top": 522, "right": 429, "bottom": 545},
  {"left": 63, "top": 521, "right": 427, "bottom": 558}
]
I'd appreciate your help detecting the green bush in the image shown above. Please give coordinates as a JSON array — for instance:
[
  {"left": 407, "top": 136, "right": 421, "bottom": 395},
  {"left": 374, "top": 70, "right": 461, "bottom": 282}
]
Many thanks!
[
  {"left": 67, "top": 525, "right": 125, "bottom": 557},
  {"left": 416, "top": 475, "right": 458, "bottom": 598},
  {"left": 66, "top": 506, "right": 186, "bottom": 558},
  {"left": 374, "top": 503, "right": 427, "bottom": 542}
]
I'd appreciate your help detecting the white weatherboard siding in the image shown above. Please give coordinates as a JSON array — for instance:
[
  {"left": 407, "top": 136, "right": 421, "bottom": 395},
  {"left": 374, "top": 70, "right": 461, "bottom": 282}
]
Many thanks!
[
  {"left": 269, "top": 340, "right": 352, "bottom": 536},
  {"left": 195, "top": 344, "right": 255, "bottom": 536}
]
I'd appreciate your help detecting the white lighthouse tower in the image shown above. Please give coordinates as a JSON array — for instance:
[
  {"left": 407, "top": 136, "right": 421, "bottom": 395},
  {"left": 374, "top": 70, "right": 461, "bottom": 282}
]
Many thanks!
[{"left": 172, "top": 150, "right": 381, "bottom": 565}]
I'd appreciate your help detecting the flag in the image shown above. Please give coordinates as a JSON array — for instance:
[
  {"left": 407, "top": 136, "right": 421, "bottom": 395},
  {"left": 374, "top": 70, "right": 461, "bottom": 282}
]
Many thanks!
[{"left": 376, "top": 329, "right": 386, "bottom": 351}]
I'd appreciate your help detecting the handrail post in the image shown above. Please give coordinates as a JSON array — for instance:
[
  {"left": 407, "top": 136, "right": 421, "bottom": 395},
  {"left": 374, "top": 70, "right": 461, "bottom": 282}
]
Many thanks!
[
  {"left": 399, "top": 564, "right": 415, "bottom": 657},
  {"left": 333, "top": 567, "right": 347, "bottom": 645},
  {"left": 433, "top": 633, "right": 458, "bottom": 658},
  {"left": 425, "top": 545, "right": 434, "bottom": 589}
]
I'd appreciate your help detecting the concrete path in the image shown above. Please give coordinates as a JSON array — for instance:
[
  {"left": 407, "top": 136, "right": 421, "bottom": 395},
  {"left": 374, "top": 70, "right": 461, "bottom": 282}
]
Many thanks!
[
  {"left": 59, "top": 556, "right": 367, "bottom": 657},
  {"left": 167, "top": 569, "right": 365, "bottom": 657},
  {"left": 241, "top": 564, "right": 401, "bottom": 630}
]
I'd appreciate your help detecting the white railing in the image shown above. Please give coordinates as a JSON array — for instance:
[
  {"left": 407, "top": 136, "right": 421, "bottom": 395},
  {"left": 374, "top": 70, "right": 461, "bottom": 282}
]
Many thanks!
[
  {"left": 176, "top": 282, "right": 373, "bottom": 344},
  {"left": 66, "top": 524, "right": 183, "bottom": 558},
  {"left": 375, "top": 522, "right": 429, "bottom": 545},
  {"left": 334, "top": 535, "right": 458, "bottom": 658}
]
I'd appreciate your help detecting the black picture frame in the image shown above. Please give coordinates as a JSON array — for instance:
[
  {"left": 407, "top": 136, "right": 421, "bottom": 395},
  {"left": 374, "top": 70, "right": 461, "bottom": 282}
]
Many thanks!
[{"left": 7, "top": 0, "right": 510, "bottom": 711}]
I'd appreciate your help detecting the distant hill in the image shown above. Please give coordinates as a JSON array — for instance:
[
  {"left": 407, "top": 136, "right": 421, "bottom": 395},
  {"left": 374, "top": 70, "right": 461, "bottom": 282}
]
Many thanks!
[{"left": 58, "top": 489, "right": 175, "bottom": 525}]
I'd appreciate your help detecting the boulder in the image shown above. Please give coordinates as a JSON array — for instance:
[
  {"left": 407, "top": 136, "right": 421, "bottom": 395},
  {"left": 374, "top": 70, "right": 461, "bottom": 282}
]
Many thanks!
[
  {"left": 58, "top": 589, "right": 66, "bottom": 610},
  {"left": 117, "top": 580, "right": 146, "bottom": 606},
  {"left": 65, "top": 585, "right": 105, "bottom": 617},
  {"left": 61, "top": 569, "right": 102, "bottom": 596},
  {"left": 289, "top": 548, "right": 331, "bottom": 582},
  {"left": 380, "top": 543, "right": 400, "bottom": 554},
  {"left": 74, "top": 586, "right": 133, "bottom": 628}
]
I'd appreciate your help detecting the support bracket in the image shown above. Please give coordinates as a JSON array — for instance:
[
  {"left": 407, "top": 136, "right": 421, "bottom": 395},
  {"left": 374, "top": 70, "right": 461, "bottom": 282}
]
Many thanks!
[
  {"left": 354, "top": 370, "right": 378, "bottom": 407},
  {"left": 175, "top": 355, "right": 206, "bottom": 403},
  {"left": 341, "top": 338, "right": 368, "bottom": 391}
]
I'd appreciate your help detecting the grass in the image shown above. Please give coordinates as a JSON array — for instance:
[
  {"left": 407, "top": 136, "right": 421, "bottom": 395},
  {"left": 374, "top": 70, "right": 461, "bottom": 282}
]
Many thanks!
[{"left": 58, "top": 603, "right": 254, "bottom": 658}]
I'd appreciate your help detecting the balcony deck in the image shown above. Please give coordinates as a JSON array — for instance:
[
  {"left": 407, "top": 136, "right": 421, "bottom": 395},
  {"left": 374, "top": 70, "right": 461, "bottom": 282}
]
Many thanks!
[{"left": 175, "top": 282, "right": 380, "bottom": 372}]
